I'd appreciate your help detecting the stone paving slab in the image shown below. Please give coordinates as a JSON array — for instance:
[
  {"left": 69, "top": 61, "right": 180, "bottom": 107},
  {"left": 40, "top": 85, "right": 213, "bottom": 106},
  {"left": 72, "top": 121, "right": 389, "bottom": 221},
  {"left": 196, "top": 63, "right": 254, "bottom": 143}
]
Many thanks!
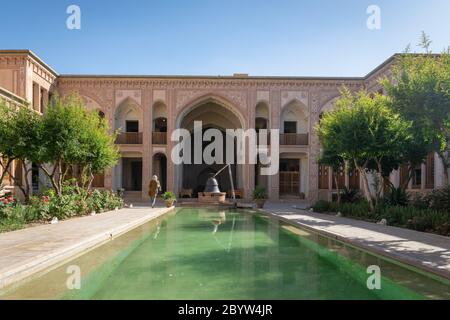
[
  {"left": 0, "top": 205, "right": 174, "bottom": 289},
  {"left": 260, "top": 202, "right": 450, "bottom": 280}
]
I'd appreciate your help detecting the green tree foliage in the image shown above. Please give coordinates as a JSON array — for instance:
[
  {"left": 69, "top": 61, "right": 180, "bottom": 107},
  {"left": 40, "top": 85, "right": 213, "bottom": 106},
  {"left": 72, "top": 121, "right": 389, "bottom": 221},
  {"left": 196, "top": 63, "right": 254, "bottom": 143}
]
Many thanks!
[
  {"left": 316, "top": 89, "right": 412, "bottom": 211},
  {"left": 382, "top": 49, "right": 450, "bottom": 185},
  {"left": 38, "top": 94, "right": 119, "bottom": 195},
  {"left": 0, "top": 102, "right": 43, "bottom": 201},
  {"left": 0, "top": 93, "right": 119, "bottom": 199}
]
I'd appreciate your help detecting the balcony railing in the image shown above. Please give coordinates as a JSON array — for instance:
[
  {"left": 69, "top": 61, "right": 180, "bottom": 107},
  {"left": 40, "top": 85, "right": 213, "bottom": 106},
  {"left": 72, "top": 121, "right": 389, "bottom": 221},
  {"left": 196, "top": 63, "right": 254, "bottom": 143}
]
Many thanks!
[
  {"left": 0, "top": 87, "right": 28, "bottom": 109},
  {"left": 280, "top": 133, "right": 309, "bottom": 146},
  {"left": 152, "top": 132, "right": 167, "bottom": 145},
  {"left": 115, "top": 132, "right": 143, "bottom": 144}
]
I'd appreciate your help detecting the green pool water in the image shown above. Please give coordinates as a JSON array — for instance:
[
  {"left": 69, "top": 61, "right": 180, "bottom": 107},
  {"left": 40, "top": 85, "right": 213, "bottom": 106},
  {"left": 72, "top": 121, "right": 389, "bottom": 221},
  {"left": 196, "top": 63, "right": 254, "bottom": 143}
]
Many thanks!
[{"left": 2, "top": 208, "right": 449, "bottom": 299}]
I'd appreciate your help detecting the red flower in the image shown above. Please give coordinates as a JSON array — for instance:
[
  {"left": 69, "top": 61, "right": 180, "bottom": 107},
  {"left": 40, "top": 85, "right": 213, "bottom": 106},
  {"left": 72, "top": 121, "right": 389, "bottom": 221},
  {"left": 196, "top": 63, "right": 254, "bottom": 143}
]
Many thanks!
[{"left": 41, "top": 196, "right": 50, "bottom": 203}]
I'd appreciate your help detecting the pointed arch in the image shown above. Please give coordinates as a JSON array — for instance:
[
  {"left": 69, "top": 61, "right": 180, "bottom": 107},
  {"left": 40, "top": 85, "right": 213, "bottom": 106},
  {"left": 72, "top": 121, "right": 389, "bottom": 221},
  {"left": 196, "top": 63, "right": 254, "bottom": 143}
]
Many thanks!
[
  {"left": 176, "top": 93, "right": 245, "bottom": 130},
  {"left": 114, "top": 97, "right": 143, "bottom": 131}
]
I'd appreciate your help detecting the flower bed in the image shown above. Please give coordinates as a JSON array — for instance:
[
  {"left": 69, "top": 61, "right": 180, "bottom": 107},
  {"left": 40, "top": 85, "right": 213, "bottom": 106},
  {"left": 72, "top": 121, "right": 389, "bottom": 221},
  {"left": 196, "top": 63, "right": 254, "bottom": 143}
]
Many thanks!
[
  {"left": 311, "top": 200, "right": 450, "bottom": 236},
  {"left": 0, "top": 187, "right": 124, "bottom": 233}
]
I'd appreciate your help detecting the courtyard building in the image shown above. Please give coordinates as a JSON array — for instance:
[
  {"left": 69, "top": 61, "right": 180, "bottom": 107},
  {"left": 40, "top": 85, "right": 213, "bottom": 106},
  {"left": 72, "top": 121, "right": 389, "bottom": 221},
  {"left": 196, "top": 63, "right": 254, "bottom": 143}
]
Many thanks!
[{"left": 0, "top": 50, "right": 447, "bottom": 201}]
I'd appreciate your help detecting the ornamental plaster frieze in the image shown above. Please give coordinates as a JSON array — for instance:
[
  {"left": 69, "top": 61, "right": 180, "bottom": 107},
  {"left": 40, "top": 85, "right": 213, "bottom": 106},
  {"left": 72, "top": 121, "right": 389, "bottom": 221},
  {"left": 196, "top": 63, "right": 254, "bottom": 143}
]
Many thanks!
[
  {"left": 56, "top": 78, "right": 363, "bottom": 91},
  {"left": 58, "top": 87, "right": 113, "bottom": 112},
  {"left": 26, "top": 58, "right": 57, "bottom": 83},
  {"left": 281, "top": 90, "right": 309, "bottom": 108},
  {"left": 0, "top": 56, "right": 27, "bottom": 67}
]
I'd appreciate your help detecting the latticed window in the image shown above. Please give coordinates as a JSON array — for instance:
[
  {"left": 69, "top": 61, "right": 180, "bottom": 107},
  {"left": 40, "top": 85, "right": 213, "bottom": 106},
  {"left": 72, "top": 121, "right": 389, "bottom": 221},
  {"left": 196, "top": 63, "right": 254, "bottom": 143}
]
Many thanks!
[
  {"left": 348, "top": 168, "right": 360, "bottom": 189},
  {"left": 318, "top": 164, "right": 329, "bottom": 189},
  {"left": 332, "top": 165, "right": 345, "bottom": 189}
]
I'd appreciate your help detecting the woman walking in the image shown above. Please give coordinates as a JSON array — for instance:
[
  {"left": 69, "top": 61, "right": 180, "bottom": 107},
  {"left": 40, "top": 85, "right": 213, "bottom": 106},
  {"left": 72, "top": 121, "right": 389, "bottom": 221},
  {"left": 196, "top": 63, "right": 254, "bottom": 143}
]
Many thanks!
[{"left": 148, "top": 175, "right": 161, "bottom": 208}]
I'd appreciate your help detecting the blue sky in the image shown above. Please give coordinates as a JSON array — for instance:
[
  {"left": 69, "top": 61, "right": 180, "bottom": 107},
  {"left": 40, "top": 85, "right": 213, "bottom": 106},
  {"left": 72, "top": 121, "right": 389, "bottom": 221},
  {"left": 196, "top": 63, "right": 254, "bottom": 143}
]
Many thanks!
[{"left": 1, "top": 0, "right": 449, "bottom": 76}]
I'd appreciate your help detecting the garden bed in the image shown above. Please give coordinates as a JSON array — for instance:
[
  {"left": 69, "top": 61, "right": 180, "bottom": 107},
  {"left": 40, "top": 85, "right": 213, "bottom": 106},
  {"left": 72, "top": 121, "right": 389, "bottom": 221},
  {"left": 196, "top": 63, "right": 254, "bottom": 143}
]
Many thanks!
[
  {"left": 311, "top": 199, "right": 450, "bottom": 236},
  {"left": 0, "top": 185, "right": 124, "bottom": 233},
  {"left": 312, "top": 186, "right": 450, "bottom": 236}
]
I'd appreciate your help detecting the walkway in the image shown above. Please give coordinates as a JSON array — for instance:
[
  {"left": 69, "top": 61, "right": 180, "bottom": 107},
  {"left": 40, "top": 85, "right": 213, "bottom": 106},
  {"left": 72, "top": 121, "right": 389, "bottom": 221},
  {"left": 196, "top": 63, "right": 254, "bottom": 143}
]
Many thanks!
[
  {"left": 261, "top": 202, "right": 450, "bottom": 280},
  {"left": 0, "top": 205, "right": 173, "bottom": 289}
]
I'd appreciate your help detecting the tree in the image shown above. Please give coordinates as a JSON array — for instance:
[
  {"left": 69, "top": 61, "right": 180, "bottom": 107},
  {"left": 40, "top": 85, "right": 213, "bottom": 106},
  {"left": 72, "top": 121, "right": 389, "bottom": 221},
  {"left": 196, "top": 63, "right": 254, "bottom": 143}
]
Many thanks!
[
  {"left": 316, "top": 89, "right": 412, "bottom": 211},
  {"left": 382, "top": 48, "right": 450, "bottom": 186},
  {"left": 0, "top": 102, "right": 43, "bottom": 202},
  {"left": 318, "top": 149, "right": 345, "bottom": 204},
  {"left": 75, "top": 103, "right": 119, "bottom": 189},
  {"left": 38, "top": 94, "right": 119, "bottom": 195}
]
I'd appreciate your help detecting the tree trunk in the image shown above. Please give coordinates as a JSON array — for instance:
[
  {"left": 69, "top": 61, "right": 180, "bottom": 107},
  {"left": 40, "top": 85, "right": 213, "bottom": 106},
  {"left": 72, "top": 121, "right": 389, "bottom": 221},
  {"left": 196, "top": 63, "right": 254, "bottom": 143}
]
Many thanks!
[
  {"left": 399, "top": 166, "right": 414, "bottom": 190},
  {"left": 57, "top": 159, "right": 63, "bottom": 196},
  {"left": 375, "top": 159, "right": 384, "bottom": 204},
  {"left": 6, "top": 164, "right": 32, "bottom": 203},
  {"left": 355, "top": 160, "right": 374, "bottom": 212},
  {"left": 88, "top": 172, "right": 94, "bottom": 191},
  {"left": 0, "top": 158, "right": 14, "bottom": 188},
  {"left": 39, "top": 161, "right": 61, "bottom": 195},
  {"left": 333, "top": 174, "right": 341, "bottom": 204}
]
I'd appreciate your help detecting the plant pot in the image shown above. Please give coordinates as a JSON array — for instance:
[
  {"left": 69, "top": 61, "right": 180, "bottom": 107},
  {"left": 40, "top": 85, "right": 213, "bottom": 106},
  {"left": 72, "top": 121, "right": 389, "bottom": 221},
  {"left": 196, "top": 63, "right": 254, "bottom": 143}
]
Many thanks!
[
  {"left": 255, "top": 199, "right": 266, "bottom": 209},
  {"left": 165, "top": 199, "right": 175, "bottom": 208}
]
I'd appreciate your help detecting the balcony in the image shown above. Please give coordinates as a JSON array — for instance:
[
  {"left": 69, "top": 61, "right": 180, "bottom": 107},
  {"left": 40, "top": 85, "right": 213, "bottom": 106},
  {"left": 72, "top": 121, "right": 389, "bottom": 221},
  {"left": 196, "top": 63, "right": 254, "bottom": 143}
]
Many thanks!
[
  {"left": 115, "top": 132, "right": 143, "bottom": 144},
  {"left": 0, "top": 87, "right": 28, "bottom": 109},
  {"left": 280, "top": 133, "right": 309, "bottom": 146},
  {"left": 152, "top": 132, "right": 167, "bottom": 145}
]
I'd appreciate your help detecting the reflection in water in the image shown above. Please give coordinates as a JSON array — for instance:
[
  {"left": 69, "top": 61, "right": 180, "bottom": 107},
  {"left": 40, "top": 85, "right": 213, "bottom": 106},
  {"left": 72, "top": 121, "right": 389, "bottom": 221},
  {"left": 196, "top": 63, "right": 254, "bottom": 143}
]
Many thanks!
[
  {"left": 153, "top": 223, "right": 161, "bottom": 240},
  {"left": 1, "top": 208, "right": 449, "bottom": 300},
  {"left": 200, "top": 210, "right": 235, "bottom": 252}
]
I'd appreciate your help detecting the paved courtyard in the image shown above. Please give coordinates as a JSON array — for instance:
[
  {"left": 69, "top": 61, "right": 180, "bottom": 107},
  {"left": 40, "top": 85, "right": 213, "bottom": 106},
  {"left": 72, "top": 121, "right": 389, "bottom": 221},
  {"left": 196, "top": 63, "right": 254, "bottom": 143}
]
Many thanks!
[
  {"left": 261, "top": 202, "right": 450, "bottom": 279},
  {"left": 0, "top": 205, "right": 173, "bottom": 290}
]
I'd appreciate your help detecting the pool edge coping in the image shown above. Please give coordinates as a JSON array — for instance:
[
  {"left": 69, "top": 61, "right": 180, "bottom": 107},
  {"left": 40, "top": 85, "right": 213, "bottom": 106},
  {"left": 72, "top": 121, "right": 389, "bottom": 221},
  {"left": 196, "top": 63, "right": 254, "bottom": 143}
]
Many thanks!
[
  {"left": 0, "top": 206, "right": 175, "bottom": 291},
  {"left": 256, "top": 208, "right": 450, "bottom": 282}
]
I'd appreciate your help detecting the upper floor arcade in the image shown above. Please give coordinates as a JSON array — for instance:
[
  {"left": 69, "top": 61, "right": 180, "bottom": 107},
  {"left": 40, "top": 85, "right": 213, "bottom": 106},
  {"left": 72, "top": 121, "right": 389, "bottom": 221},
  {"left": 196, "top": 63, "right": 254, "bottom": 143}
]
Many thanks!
[{"left": 1, "top": 49, "right": 399, "bottom": 152}]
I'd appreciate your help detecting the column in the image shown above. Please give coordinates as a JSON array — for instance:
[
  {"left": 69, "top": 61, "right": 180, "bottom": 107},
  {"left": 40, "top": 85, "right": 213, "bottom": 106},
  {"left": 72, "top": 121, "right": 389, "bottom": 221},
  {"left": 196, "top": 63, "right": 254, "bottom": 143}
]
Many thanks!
[
  {"left": 104, "top": 95, "right": 115, "bottom": 190},
  {"left": 269, "top": 89, "right": 281, "bottom": 200},
  {"left": 166, "top": 89, "right": 175, "bottom": 193},
  {"left": 308, "top": 91, "right": 320, "bottom": 203},
  {"left": 421, "top": 163, "right": 426, "bottom": 190},
  {"left": 141, "top": 89, "right": 152, "bottom": 200},
  {"left": 245, "top": 89, "right": 257, "bottom": 199}
]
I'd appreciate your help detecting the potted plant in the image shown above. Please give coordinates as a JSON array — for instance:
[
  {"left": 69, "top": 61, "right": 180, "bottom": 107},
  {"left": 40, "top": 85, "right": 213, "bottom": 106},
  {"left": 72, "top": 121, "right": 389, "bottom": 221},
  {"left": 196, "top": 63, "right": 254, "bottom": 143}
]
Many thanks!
[
  {"left": 162, "top": 191, "right": 177, "bottom": 208},
  {"left": 252, "top": 185, "right": 267, "bottom": 208},
  {"left": 116, "top": 188, "right": 125, "bottom": 198}
]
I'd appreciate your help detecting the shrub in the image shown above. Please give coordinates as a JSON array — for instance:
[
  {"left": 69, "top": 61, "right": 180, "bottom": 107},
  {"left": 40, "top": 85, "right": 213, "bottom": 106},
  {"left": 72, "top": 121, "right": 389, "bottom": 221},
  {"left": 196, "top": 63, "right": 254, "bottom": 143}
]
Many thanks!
[
  {"left": 88, "top": 189, "right": 105, "bottom": 213},
  {"left": 331, "top": 201, "right": 371, "bottom": 219},
  {"left": 374, "top": 204, "right": 449, "bottom": 235},
  {"left": 252, "top": 186, "right": 267, "bottom": 200},
  {"left": 28, "top": 196, "right": 50, "bottom": 221},
  {"left": 410, "top": 192, "right": 431, "bottom": 210},
  {"left": 47, "top": 193, "right": 79, "bottom": 219},
  {"left": 312, "top": 200, "right": 330, "bottom": 213},
  {"left": 1, "top": 181, "right": 124, "bottom": 233},
  {"left": 162, "top": 191, "right": 176, "bottom": 201},
  {"left": 101, "top": 190, "right": 124, "bottom": 210},
  {"left": 429, "top": 186, "right": 450, "bottom": 213},
  {"left": 340, "top": 187, "right": 362, "bottom": 204},
  {"left": 312, "top": 198, "right": 450, "bottom": 235},
  {"left": 383, "top": 186, "right": 409, "bottom": 206}
]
